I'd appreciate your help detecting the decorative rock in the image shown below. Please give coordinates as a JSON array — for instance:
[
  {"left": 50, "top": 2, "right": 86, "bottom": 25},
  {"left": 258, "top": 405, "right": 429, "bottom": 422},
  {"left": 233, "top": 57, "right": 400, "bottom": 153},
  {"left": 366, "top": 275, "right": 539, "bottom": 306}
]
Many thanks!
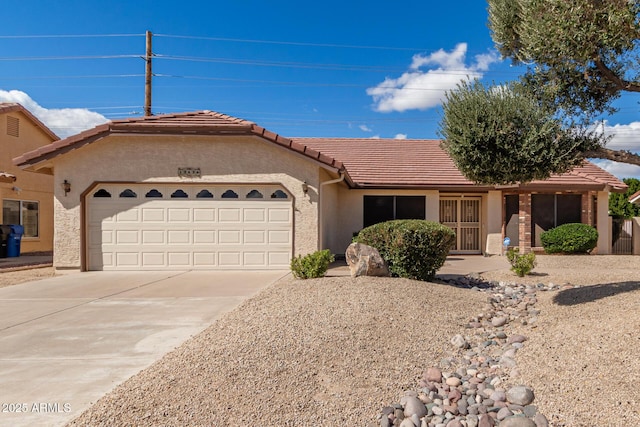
[
  {"left": 506, "top": 386, "right": 535, "bottom": 406},
  {"left": 496, "top": 407, "right": 513, "bottom": 420},
  {"left": 507, "top": 334, "right": 528, "bottom": 344},
  {"left": 498, "top": 417, "right": 537, "bottom": 427},
  {"left": 399, "top": 418, "right": 416, "bottom": 427},
  {"left": 533, "top": 412, "right": 549, "bottom": 427},
  {"left": 451, "top": 334, "right": 470, "bottom": 349},
  {"left": 425, "top": 367, "right": 443, "bottom": 382},
  {"left": 344, "top": 243, "right": 389, "bottom": 277},
  {"left": 491, "top": 317, "right": 508, "bottom": 327},
  {"left": 402, "top": 396, "right": 428, "bottom": 418},
  {"left": 380, "top": 416, "right": 392, "bottom": 427},
  {"left": 446, "top": 420, "right": 463, "bottom": 427},
  {"left": 446, "top": 377, "right": 462, "bottom": 387},
  {"left": 478, "top": 414, "right": 495, "bottom": 427}
]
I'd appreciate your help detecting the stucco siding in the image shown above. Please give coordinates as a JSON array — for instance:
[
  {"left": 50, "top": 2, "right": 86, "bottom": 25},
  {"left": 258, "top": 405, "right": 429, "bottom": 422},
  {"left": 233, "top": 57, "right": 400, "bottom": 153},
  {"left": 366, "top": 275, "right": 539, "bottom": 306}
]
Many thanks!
[
  {"left": 51, "top": 134, "right": 322, "bottom": 269},
  {"left": 1, "top": 109, "right": 55, "bottom": 253}
]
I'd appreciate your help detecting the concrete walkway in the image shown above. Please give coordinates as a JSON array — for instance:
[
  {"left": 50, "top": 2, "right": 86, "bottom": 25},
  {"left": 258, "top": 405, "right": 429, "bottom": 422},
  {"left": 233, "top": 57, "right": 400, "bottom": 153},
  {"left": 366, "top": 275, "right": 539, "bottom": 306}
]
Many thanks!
[{"left": 0, "top": 270, "right": 287, "bottom": 427}]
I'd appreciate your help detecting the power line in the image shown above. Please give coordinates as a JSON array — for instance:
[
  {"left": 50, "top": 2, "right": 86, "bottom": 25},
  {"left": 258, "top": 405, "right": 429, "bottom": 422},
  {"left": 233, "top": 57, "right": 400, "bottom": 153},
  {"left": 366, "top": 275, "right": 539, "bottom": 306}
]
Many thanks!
[
  {"left": 154, "top": 33, "right": 431, "bottom": 51},
  {"left": 0, "top": 33, "right": 143, "bottom": 39},
  {"left": 0, "top": 55, "right": 141, "bottom": 61}
]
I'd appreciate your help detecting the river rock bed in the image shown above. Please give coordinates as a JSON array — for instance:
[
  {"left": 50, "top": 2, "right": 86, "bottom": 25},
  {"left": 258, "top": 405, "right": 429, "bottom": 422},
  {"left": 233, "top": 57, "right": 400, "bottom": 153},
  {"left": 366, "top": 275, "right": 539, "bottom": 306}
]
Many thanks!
[{"left": 378, "top": 277, "right": 560, "bottom": 427}]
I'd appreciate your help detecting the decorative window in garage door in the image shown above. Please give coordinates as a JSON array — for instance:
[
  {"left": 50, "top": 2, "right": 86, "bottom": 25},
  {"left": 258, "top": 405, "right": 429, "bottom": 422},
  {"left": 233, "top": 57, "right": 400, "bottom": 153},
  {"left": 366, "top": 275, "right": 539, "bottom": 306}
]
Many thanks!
[{"left": 86, "top": 184, "right": 293, "bottom": 271}]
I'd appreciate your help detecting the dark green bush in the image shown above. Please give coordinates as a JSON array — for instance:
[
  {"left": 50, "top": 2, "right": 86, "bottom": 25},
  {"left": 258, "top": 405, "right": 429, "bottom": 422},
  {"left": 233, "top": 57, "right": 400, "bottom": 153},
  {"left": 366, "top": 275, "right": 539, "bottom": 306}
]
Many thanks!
[
  {"left": 540, "top": 223, "right": 598, "bottom": 254},
  {"left": 506, "top": 248, "right": 536, "bottom": 277},
  {"left": 290, "top": 249, "right": 335, "bottom": 279},
  {"left": 353, "top": 220, "right": 456, "bottom": 281}
]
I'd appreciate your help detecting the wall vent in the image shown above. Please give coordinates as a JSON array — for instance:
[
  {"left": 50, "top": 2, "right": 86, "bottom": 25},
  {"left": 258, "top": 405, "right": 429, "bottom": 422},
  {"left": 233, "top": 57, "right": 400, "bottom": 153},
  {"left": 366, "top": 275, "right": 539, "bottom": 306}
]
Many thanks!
[{"left": 7, "top": 116, "right": 19, "bottom": 137}]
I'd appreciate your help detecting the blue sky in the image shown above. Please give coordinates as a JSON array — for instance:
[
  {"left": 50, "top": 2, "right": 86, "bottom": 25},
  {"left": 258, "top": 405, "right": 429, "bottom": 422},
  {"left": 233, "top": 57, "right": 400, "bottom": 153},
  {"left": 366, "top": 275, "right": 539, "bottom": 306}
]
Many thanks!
[{"left": 1, "top": 0, "right": 639, "bottom": 179}]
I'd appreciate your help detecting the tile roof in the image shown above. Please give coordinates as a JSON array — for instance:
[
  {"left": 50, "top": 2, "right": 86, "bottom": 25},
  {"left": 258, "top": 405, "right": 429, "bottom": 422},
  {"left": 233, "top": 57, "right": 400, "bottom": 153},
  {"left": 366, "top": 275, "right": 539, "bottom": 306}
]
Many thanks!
[
  {"left": 294, "top": 138, "right": 486, "bottom": 189},
  {"left": 12, "top": 109, "right": 627, "bottom": 192},
  {"left": 0, "top": 172, "right": 16, "bottom": 183},
  {"left": 13, "top": 111, "right": 345, "bottom": 173},
  {"left": 295, "top": 137, "right": 627, "bottom": 192},
  {"left": 0, "top": 103, "right": 59, "bottom": 141},
  {"left": 629, "top": 190, "right": 640, "bottom": 204}
]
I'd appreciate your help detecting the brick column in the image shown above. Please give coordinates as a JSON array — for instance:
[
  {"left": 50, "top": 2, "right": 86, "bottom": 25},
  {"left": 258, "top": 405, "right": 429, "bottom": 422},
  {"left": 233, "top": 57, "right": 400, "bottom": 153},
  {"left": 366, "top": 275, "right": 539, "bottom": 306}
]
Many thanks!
[
  {"left": 519, "top": 193, "right": 532, "bottom": 253},
  {"left": 581, "top": 191, "right": 594, "bottom": 226}
]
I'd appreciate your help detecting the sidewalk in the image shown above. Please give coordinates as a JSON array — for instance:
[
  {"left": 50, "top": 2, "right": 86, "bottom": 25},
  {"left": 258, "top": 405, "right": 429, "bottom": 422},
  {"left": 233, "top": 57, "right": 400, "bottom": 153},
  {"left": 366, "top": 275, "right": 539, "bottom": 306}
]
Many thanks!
[
  {"left": 328, "top": 254, "right": 510, "bottom": 278},
  {"left": 0, "top": 253, "right": 53, "bottom": 271}
]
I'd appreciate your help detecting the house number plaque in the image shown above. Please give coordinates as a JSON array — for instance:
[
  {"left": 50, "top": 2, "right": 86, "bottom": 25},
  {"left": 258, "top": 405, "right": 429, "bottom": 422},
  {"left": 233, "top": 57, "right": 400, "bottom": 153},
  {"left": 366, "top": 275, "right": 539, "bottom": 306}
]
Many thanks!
[{"left": 178, "top": 167, "right": 201, "bottom": 178}]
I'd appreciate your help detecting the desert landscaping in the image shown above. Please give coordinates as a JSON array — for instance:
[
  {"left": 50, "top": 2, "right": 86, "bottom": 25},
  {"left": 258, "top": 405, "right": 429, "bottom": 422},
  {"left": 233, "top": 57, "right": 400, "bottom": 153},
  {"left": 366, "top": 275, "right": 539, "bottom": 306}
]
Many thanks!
[{"left": 2, "top": 255, "right": 639, "bottom": 426}]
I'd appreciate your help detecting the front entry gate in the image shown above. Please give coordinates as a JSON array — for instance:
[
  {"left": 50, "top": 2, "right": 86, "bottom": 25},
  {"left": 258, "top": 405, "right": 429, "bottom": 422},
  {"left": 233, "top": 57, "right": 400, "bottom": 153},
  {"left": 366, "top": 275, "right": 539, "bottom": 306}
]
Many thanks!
[{"left": 439, "top": 197, "right": 482, "bottom": 254}]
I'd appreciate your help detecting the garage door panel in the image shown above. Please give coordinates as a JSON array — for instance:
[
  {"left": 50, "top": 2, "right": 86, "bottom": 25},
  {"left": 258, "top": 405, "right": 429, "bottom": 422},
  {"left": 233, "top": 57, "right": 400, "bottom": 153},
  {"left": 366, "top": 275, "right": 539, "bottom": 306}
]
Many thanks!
[
  {"left": 142, "top": 252, "right": 165, "bottom": 266},
  {"left": 243, "top": 208, "right": 266, "bottom": 222},
  {"left": 142, "top": 230, "right": 165, "bottom": 244},
  {"left": 88, "top": 185, "right": 293, "bottom": 271},
  {"left": 219, "top": 230, "right": 241, "bottom": 244},
  {"left": 194, "top": 208, "right": 216, "bottom": 222},
  {"left": 116, "top": 252, "right": 140, "bottom": 266},
  {"left": 244, "top": 252, "right": 266, "bottom": 266},
  {"left": 116, "top": 210, "right": 139, "bottom": 222},
  {"left": 193, "top": 230, "right": 216, "bottom": 244},
  {"left": 219, "top": 252, "right": 241, "bottom": 266},
  {"left": 244, "top": 230, "right": 266, "bottom": 244},
  {"left": 167, "top": 230, "right": 191, "bottom": 244},
  {"left": 142, "top": 208, "right": 165, "bottom": 222},
  {"left": 268, "top": 208, "right": 291, "bottom": 222},
  {"left": 193, "top": 252, "right": 216, "bottom": 266},
  {"left": 116, "top": 230, "right": 139, "bottom": 244},
  {"left": 219, "top": 208, "right": 241, "bottom": 222},
  {"left": 269, "top": 230, "right": 291, "bottom": 244},
  {"left": 268, "top": 252, "right": 291, "bottom": 266},
  {"left": 167, "top": 208, "right": 190, "bottom": 222},
  {"left": 167, "top": 252, "right": 190, "bottom": 266}
]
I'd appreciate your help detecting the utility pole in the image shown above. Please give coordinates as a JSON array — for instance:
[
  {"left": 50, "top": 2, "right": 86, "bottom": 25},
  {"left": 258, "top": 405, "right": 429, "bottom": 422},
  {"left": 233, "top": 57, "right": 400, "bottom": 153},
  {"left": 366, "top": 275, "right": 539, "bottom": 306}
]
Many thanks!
[{"left": 144, "top": 30, "right": 153, "bottom": 116}]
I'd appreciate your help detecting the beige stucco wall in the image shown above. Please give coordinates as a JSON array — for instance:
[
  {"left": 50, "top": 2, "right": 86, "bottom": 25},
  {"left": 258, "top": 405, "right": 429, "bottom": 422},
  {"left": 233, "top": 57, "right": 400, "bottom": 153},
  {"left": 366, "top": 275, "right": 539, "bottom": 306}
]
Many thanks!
[
  {"left": 0, "top": 110, "right": 55, "bottom": 253},
  {"left": 633, "top": 217, "right": 640, "bottom": 256},
  {"left": 597, "top": 191, "right": 611, "bottom": 254},
  {"left": 50, "top": 134, "right": 324, "bottom": 269},
  {"left": 485, "top": 191, "right": 503, "bottom": 255}
]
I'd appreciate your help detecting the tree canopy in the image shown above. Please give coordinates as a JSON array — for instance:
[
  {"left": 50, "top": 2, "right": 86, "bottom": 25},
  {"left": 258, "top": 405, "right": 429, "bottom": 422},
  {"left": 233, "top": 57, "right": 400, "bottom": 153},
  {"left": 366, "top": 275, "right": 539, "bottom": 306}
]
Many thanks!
[
  {"left": 609, "top": 178, "right": 640, "bottom": 218},
  {"left": 489, "top": 0, "right": 640, "bottom": 120},
  {"left": 439, "top": 0, "right": 640, "bottom": 186},
  {"left": 439, "top": 80, "right": 599, "bottom": 185}
]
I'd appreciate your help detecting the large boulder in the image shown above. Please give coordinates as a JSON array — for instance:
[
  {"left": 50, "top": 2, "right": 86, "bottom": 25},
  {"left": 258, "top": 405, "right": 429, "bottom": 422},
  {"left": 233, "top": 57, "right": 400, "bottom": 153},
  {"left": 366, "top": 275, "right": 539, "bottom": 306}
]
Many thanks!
[{"left": 345, "top": 243, "right": 390, "bottom": 278}]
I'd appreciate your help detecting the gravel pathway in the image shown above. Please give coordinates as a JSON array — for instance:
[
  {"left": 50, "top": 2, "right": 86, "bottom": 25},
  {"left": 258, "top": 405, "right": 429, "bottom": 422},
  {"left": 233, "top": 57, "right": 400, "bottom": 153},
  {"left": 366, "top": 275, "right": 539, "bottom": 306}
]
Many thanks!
[{"left": 23, "top": 255, "right": 639, "bottom": 426}]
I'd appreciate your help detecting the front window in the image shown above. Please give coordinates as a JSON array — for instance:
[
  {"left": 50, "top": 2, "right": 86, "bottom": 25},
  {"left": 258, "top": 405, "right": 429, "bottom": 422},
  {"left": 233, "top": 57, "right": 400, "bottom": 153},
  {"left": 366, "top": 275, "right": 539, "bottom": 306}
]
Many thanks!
[
  {"left": 531, "top": 194, "right": 582, "bottom": 247},
  {"left": 2, "top": 200, "right": 39, "bottom": 238},
  {"left": 363, "top": 195, "right": 426, "bottom": 228}
]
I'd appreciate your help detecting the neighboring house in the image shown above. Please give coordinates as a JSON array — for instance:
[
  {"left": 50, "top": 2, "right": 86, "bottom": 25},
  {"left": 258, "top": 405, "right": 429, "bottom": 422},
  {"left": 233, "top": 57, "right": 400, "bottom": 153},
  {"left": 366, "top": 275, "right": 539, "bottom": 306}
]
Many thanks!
[
  {"left": 629, "top": 190, "right": 640, "bottom": 205},
  {"left": 13, "top": 111, "right": 626, "bottom": 271},
  {"left": 1, "top": 103, "right": 58, "bottom": 254}
]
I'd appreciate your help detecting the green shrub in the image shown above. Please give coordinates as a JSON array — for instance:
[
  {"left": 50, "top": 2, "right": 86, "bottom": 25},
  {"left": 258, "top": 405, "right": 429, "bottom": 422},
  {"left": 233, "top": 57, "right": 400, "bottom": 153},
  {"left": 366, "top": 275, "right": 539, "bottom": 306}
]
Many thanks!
[
  {"left": 353, "top": 220, "right": 456, "bottom": 281},
  {"left": 540, "top": 223, "right": 598, "bottom": 254},
  {"left": 506, "top": 248, "right": 536, "bottom": 277},
  {"left": 290, "top": 249, "right": 335, "bottom": 279}
]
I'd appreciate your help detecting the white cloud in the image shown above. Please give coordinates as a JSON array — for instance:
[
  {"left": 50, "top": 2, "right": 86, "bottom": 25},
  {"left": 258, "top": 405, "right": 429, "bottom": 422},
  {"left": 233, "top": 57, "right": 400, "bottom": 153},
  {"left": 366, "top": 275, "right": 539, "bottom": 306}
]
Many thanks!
[
  {"left": 366, "top": 43, "right": 500, "bottom": 113},
  {"left": 0, "top": 89, "right": 108, "bottom": 139},
  {"left": 369, "top": 135, "right": 381, "bottom": 139},
  {"left": 359, "top": 124, "right": 372, "bottom": 132},
  {"left": 589, "top": 159, "right": 640, "bottom": 180},
  {"left": 394, "top": 133, "right": 407, "bottom": 139},
  {"left": 602, "top": 121, "right": 640, "bottom": 152}
]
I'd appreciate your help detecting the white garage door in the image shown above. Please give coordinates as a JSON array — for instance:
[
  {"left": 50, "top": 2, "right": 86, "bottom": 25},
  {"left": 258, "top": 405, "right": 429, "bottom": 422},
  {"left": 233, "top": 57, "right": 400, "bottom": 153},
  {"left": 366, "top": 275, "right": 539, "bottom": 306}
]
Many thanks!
[{"left": 86, "top": 184, "right": 293, "bottom": 271}]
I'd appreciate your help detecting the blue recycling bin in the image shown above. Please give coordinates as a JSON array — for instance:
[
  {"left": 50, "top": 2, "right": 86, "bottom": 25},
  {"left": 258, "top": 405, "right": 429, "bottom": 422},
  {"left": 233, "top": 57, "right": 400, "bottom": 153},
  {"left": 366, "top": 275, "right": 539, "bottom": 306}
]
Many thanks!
[{"left": 7, "top": 224, "right": 24, "bottom": 257}]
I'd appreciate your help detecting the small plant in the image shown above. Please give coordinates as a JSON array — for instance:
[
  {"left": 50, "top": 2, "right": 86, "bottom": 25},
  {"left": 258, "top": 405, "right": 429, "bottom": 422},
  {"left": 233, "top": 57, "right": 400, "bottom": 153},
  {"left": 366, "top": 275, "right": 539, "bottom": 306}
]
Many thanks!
[
  {"left": 540, "top": 223, "right": 598, "bottom": 254},
  {"left": 506, "top": 248, "right": 536, "bottom": 277},
  {"left": 290, "top": 249, "right": 335, "bottom": 279},
  {"left": 353, "top": 220, "right": 456, "bottom": 281}
]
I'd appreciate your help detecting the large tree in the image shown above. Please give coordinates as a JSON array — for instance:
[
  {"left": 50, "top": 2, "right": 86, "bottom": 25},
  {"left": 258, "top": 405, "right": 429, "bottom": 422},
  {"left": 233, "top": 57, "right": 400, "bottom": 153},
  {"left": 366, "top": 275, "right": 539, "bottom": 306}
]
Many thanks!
[{"left": 440, "top": 0, "right": 640, "bottom": 185}]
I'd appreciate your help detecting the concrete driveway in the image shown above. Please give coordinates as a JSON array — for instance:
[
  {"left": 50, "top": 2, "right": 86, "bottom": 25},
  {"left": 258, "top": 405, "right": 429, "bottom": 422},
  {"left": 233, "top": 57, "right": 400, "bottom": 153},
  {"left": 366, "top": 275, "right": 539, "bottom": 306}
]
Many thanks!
[{"left": 0, "top": 270, "right": 287, "bottom": 427}]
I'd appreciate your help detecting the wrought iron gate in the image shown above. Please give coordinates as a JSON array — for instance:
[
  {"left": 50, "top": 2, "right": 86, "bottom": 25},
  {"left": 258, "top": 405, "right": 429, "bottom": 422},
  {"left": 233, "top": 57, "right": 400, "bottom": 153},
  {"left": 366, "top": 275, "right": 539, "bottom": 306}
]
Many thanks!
[{"left": 439, "top": 197, "right": 481, "bottom": 254}]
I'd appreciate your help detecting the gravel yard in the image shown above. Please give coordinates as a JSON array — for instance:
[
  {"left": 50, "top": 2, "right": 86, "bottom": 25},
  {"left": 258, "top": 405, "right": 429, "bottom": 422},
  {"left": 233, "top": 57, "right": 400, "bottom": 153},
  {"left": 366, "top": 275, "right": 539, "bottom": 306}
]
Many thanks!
[{"left": 3, "top": 255, "right": 639, "bottom": 426}]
